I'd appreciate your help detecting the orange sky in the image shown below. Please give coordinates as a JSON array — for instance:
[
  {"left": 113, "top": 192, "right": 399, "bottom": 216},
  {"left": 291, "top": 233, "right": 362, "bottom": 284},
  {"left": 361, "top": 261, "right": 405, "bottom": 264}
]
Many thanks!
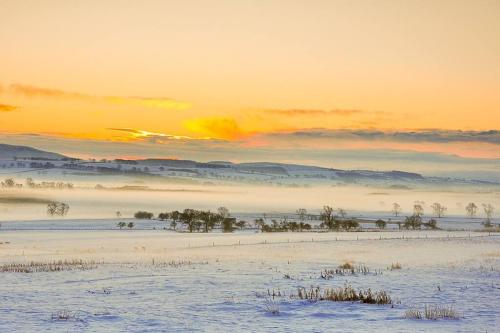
[{"left": 0, "top": 0, "right": 499, "bottom": 159}]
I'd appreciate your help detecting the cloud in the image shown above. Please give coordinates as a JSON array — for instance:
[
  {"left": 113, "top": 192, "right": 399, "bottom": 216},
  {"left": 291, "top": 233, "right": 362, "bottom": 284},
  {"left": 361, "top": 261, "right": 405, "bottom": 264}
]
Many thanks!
[
  {"left": 264, "top": 109, "right": 366, "bottom": 116},
  {"left": 184, "top": 117, "right": 245, "bottom": 140},
  {"left": 9, "top": 84, "right": 84, "bottom": 98},
  {"left": 7, "top": 84, "right": 190, "bottom": 110},
  {"left": 268, "top": 129, "right": 500, "bottom": 145},
  {"left": 0, "top": 103, "right": 18, "bottom": 112},
  {"left": 105, "top": 96, "right": 190, "bottom": 110},
  {"left": 107, "top": 128, "right": 209, "bottom": 141}
]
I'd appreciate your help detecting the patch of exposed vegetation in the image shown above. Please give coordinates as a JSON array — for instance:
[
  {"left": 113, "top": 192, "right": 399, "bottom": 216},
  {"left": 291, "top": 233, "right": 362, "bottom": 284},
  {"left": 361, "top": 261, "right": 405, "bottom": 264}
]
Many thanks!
[
  {"left": 404, "top": 305, "right": 460, "bottom": 320},
  {"left": 51, "top": 310, "right": 83, "bottom": 322},
  {"left": 320, "top": 263, "right": 373, "bottom": 279},
  {"left": 390, "top": 262, "right": 402, "bottom": 270},
  {"left": 293, "top": 285, "right": 392, "bottom": 305},
  {"left": 0, "top": 259, "right": 99, "bottom": 273}
]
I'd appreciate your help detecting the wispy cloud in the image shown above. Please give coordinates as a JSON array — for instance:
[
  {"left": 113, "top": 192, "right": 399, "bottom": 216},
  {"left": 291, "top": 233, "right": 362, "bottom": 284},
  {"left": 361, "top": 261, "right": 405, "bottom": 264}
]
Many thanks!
[
  {"left": 264, "top": 108, "right": 366, "bottom": 116},
  {"left": 6, "top": 84, "right": 190, "bottom": 110},
  {"left": 0, "top": 103, "right": 18, "bottom": 112}
]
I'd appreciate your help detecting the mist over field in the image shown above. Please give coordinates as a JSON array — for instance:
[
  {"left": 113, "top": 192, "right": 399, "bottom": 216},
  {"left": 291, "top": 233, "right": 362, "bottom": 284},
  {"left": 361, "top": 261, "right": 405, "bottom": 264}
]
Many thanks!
[{"left": 0, "top": 183, "right": 498, "bottom": 222}]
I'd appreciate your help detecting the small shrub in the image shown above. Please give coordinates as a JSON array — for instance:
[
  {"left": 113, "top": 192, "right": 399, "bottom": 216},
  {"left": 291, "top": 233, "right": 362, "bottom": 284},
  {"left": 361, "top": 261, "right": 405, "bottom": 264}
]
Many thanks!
[
  {"left": 375, "top": 219, "right": 387, "bottom": 229},
  {"left": 134, "top": 211, "right": 154, "bottom": 219}
]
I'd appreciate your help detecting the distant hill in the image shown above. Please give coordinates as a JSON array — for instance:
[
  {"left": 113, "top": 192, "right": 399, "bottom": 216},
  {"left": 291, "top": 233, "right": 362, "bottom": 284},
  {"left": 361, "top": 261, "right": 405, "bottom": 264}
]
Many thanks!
[
  {"left": 0, "top": 143, "right": 496, "bottom": 186},
  {"left": 0, "top": 143, "right": 67, "bottom": 160}
]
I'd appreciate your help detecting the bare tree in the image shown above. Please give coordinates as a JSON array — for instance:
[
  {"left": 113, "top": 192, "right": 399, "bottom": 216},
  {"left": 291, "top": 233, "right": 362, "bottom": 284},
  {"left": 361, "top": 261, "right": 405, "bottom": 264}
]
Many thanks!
[
  {"left": 296, "top": 208, "right": 307, "bottom": 222},
  {"left": 3, "top": 178, "right": 15, "bottom": 188},
  {"left": 465, "top": 202, "right": 477, "bottom": 218},
  {"left": 391, "top": 203, "right": 402, "bottom": 217},
  {"left": 26, "top": 177, "right": 35, "bottom": 188},
  {"left": 430, "top": 203, "right": 447, "bottom": 218},
  {"left": 337, "top": 208, "right": 347, "bottom": 219},
  {"left": 217, "top": 206, "right": 230, "bottom": 219},
  {"left": 413, "top": 204, "right": 424, "bottom": 217},
  {"left": 320, "top": 205, "right": 338, "bottom": 230},
  {"left": 47, "top": 202, "right": 69, "bottom": 217},
  {"left": 482, "top": 203, "right": 494, "bottom": 221}
]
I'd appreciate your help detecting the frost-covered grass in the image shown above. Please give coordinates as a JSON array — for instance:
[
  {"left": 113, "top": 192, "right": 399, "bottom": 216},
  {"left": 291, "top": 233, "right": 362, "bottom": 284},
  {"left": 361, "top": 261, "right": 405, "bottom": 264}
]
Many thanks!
[
  {"left": 0, "top": 225, "right": 498, "bottom": 332},
  {"left": 0, "top": 259, "right": 99, "bottom": 273}
]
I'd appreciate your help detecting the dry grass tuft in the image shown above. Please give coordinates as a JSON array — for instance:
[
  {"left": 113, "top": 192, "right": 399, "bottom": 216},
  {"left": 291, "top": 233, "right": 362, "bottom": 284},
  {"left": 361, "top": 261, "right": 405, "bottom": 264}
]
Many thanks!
[
  {"left": 321, "top": 264, "right": 372, "bottom": 279},
  {"left": 424, "top": 305, "right": 459, "bottom": 320},
  {"left": 263, "top": 298, "right": 280, "bottom": 315},
  {"left": 294, "top": 284, "right": 392, "bottom": 305},
  {"left": 405, "top": 305, "right": 459, "bottom": 320},
  {"left": 404, "top": 308, "right": 423, "bottom": 319},
  {"left": 390, "top": 263, "right": 402, "bottom": 270},
  {"left": 338, "top": 262, "right": 354, "bottom": 270}
]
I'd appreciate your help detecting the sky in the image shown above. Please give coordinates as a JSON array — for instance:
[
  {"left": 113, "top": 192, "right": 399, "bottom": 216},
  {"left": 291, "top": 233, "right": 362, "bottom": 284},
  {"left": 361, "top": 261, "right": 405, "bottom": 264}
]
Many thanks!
[{"left": 0, "top": 0, "right": 499, "bottom": 173}]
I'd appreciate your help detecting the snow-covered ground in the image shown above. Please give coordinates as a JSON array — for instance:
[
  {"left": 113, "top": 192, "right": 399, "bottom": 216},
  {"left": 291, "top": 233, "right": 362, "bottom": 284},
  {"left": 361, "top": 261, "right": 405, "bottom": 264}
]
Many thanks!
[{"left": 0, "top": 225, "right": 498, "bottom": 332}]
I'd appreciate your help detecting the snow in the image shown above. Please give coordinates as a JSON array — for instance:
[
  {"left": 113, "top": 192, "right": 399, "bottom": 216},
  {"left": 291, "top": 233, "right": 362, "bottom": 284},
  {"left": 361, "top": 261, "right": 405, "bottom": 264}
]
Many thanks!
[{"left": 0, "top": 225, "right": 498, "bottom": 332}]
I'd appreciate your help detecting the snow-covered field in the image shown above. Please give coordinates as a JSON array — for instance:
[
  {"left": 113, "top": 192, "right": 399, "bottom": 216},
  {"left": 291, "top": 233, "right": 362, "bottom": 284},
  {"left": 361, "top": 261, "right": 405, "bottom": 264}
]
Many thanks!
[{"left": 0, "top": 225, "right": 498, "bottom": 332}]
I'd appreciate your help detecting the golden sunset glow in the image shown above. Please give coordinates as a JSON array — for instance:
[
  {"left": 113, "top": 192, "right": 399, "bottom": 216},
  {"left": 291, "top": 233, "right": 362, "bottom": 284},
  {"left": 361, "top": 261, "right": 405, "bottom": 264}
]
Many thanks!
[{"left": 0, "top": 0, "right": 499, "bottom": 161}]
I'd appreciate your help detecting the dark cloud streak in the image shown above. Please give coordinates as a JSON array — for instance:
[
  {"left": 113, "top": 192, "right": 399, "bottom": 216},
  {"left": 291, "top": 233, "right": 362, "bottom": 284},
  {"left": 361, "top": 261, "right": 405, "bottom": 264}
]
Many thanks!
[{"left": 269, "top": 129, "right": 500, "bottom": 144}]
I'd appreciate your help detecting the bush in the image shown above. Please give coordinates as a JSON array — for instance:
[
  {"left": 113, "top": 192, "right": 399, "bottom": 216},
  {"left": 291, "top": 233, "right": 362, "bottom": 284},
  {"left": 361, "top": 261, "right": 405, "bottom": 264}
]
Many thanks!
[
  {"left": 222, "top": 217, "right": 235, "bottom": 233},
  {"left": 375, "top": 219, "right": 387, "bottom": 229},
  {"left": 134, "top": 211, "right": 154, "bottom": 219},
  {"left": 424, "top": 218, "right": 438, "bottom": 229},
  {"left": 404, "top": 215, "right": 422, "bottom": 230}
]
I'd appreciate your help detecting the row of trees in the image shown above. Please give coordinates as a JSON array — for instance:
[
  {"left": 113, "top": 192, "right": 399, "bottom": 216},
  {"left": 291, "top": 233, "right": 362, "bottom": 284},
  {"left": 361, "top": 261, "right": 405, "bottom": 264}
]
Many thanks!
[
  {"left": 254, "top": 217, "right": 312, "bottom": 232},
  {"left": 2, "top": 178, "right": 73, "bottom": 189},
  {"left": 390, "top": 202, "right": 495, "bottom": 220},
  {"left": 318, "top": 205, "right": 360, "bottom": 231},
  {"left": 402, "top": 215, "right": 438, "bottom": 230},
  {"left": 137, "top": 207, "right": 236, "bottom": 233}
]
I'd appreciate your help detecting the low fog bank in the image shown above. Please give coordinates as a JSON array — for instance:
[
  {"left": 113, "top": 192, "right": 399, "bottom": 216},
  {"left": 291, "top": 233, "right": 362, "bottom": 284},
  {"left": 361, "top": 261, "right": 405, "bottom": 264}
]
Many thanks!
[{"left": 0, "top": 182, "right": 498, "bottom": 221}]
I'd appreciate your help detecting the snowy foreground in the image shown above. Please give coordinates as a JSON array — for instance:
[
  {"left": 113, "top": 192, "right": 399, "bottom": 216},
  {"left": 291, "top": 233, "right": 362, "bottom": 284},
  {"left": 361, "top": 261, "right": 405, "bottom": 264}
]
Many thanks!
[{"left": 0, "top": 225, "right": 499, "bottom": 332}]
